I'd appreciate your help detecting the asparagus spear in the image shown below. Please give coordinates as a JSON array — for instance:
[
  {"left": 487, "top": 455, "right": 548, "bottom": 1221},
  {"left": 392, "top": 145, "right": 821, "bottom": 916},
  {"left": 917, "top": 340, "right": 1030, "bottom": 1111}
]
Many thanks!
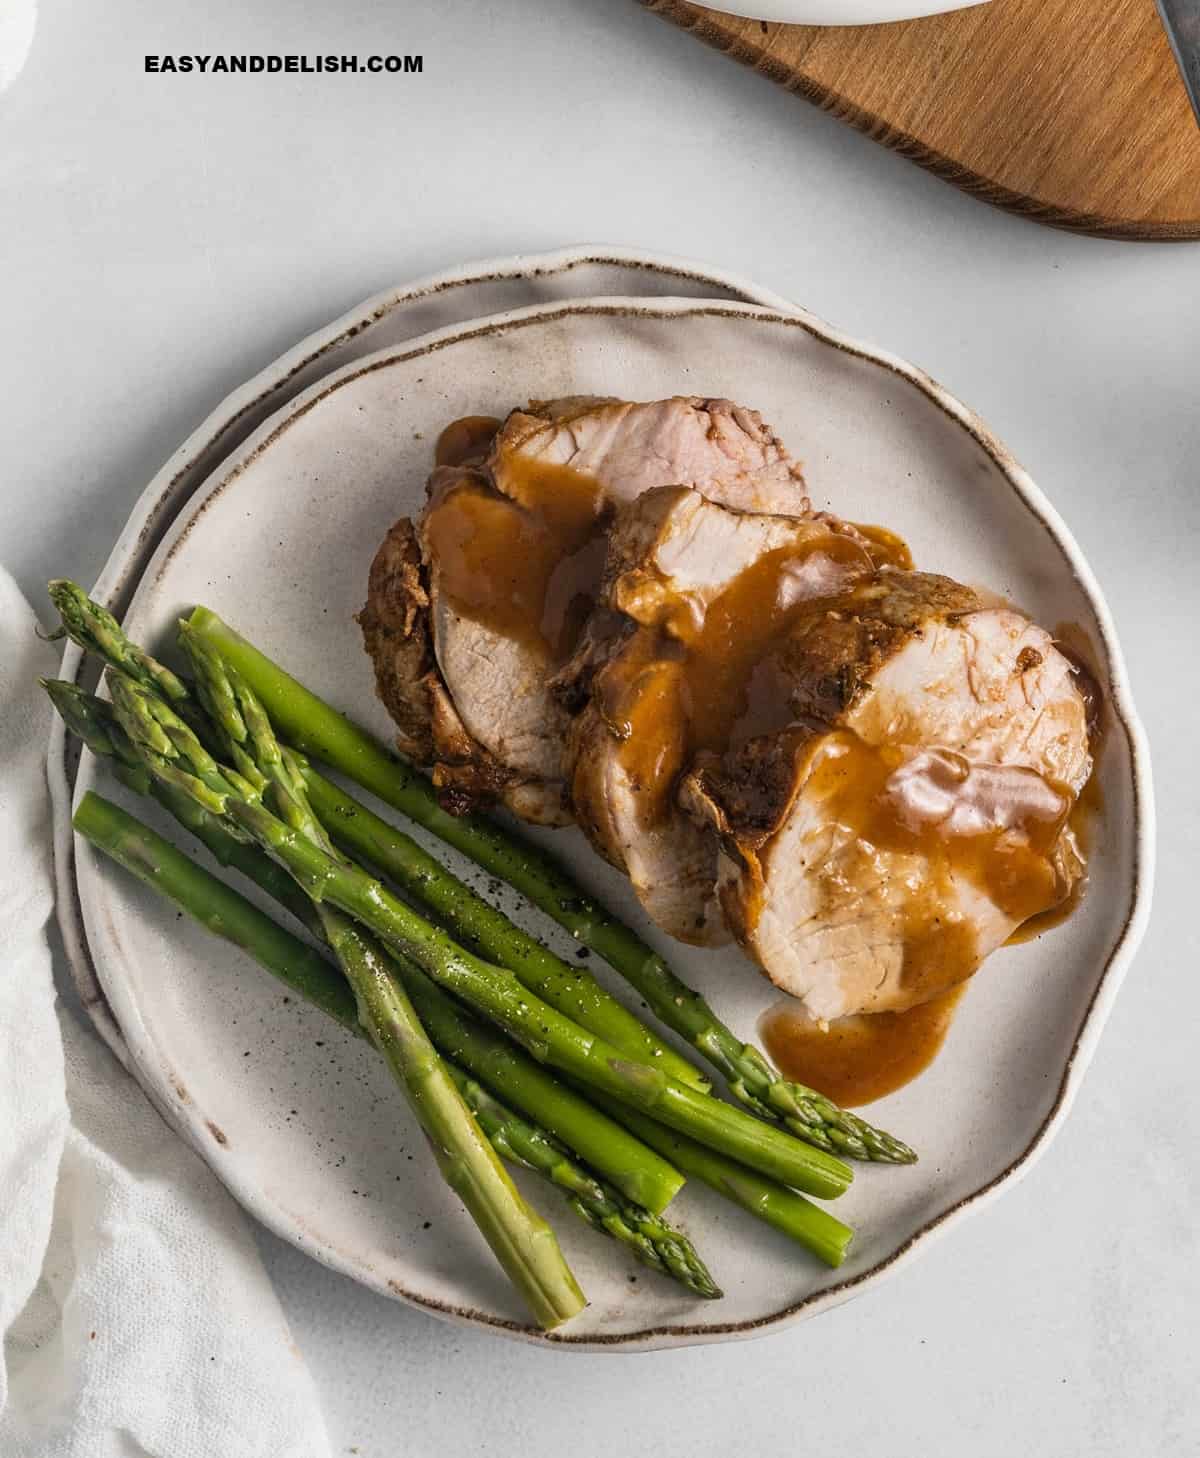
[
  {"left": 73, "top": 784, "right": 357, "bottom": 1030},
  {"left": 589, "top": 1098, "right": 852, "bottom": 1269},
  {"left": 182, "top": 617, "right": 699, "bottom": 1087},
  {"left": 46, "top": 680, "right": 686, "bottom": 1214},
  {"left": 71, "top": 792, "right": 708, "bottom": 1297},
  {"left": 45, "top": 678, "right": 318, "bottom": 925},
  {"left": 322, "top": 911, "right": 586, "bottom": 1329},
  {"left": 46, "top": 585, "right": 906, "bottom": 1162},
  {"left": 296, "top": 754, "right": 704, "bottom": 1089},
  {"left": 49, "top": 579, "right": 190, "bottom": 706},
  {"left": 457, "top": 1069, "right": 719, "bottom": 1297},
  {"left": 106, "top": 685, "right": 584, "bottom": 1328},
  {"left": 73, "top": 788, "right": 840, "bottom": 1274},
  {"left": 106, "top": 671, "right": 852, "bottom": 1202},
  {"left": 182, "top": 605, "right": 914, "bottom": 1164}
]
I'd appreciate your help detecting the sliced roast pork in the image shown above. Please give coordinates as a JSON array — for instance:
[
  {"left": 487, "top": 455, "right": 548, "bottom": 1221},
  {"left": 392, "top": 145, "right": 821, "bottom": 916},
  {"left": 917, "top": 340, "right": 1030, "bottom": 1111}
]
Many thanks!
[
  {"left": 358, "top": 515, "right": 436, "bottom": 764},
  {"left": 491, "top": 396, "right": 809, "bottom": 515},
  {"left": 682, "top": 573, "right": 1094, "bottom": 1019},
  {"left": 360, "top": 397, "right": 811, "bottom": 820},
  {"left": 563, "top": 486, "right": 876, "bottom": 945}
]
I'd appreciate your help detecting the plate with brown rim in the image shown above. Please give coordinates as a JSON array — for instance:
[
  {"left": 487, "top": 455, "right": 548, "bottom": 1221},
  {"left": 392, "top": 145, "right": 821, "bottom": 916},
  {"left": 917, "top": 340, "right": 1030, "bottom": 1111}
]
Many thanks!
[
  {"left": 61, "top": 286, "right": 1153, "bottom": 1349},
  {"left": 49, "top": 248, "right": 798, "bottom": 1060}
]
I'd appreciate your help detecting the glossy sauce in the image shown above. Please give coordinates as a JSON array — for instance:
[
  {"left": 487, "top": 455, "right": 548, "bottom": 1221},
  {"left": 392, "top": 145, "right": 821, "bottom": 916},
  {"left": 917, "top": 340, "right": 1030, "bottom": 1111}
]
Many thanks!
[
  {"left": 850, "top": 522, "right": 915, "bottom": 571},
  {"left": 605, "top": 652, "right": 691, "bottom": 829},
  {"left": 1003, "top": 879, "right": 1082, "bottom": 943},
  {"left": 797, "top": 734, "right": 1074, "bottom": 1003},
  {"left": 434, "top": 415, "right": 502, "bottom": 468},
  {"left": 683, "top": 538, "right": 874, "bottom": 751},
  {"left": 427, "top": 419, "right": 1092, "bottom": 1053},
  {"left": 608, "top": 530, "right": 1085, "bottom": 1004},
  {"left": 1004, "top": 624, "right": 1105, "bottom": 945},
  {"left": 1052, "top": 620, "right": 1105, "bottom": 741},
  {"left": 424, "top": 420, "right": 609, "bottom": 663},
  {"left": 760, "top": 985, "right": 965, "bottom": 1107},
  {"left": 603, "top": 533, "right": 874, "bottom": 825}
]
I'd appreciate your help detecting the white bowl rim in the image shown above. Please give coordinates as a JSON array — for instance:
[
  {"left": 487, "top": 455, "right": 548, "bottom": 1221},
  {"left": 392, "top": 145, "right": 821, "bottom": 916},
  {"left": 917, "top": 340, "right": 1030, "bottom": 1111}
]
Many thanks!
[{"left": 699, "top": 0, "right": 988, "bottom": 24}]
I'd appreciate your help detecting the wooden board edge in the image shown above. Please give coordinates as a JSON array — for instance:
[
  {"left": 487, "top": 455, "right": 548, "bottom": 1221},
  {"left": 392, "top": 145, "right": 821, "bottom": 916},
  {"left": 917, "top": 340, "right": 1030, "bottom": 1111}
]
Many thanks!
[{"left": 639, "top": 0, "right": 1200, "bottom": 242}]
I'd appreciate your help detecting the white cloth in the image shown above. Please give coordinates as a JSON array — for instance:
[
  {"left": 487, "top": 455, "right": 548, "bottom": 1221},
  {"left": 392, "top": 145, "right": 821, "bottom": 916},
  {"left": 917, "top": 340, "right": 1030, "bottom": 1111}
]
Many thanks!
[
  {"left": 0, "top": 569, "right": 331, "bottom": 1457},
  {"left": 0, "top": 0, "right": 36, "bottom": 93}
]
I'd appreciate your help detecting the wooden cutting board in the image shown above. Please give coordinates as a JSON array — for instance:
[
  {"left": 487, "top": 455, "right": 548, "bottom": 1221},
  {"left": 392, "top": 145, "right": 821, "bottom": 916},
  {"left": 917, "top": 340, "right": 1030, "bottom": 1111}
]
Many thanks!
[{"left": 641, "top": 0, "right": 1200, "bottom": 239}]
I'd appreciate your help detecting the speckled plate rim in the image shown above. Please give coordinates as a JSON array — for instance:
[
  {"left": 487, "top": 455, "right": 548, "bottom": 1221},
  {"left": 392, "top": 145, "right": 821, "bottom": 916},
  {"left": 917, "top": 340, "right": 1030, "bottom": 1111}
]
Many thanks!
[
  {"left": 48, "top": 247, "right": 800, "bottom": 1068},
  {"left": 62, "top": 285, "right": 1155, "bottom": 1351}
]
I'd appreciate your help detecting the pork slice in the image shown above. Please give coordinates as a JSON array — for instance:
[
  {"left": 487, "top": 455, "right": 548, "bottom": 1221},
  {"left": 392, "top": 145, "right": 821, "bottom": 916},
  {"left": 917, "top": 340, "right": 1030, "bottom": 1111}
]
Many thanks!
[
  {"left": 565, "top": 487, "right": 874, "bottom": 945},
  {"left": 491, "top": 396, "right": 810, "bottom": 515},
  {"left": 357, "top": 515, "right": 436, "bottom": 763},
  {"left": 371, "top": 397, "right": 812, "bottom": 822},
  {"left": 358, "top": 464, "right": 571, "bottom": 824},
  {"left": 423, "top": 471, "right": 572, "bottom": 777},
  {"left": 682, "top": 574, "right": 1094, "bottom": 1018}
]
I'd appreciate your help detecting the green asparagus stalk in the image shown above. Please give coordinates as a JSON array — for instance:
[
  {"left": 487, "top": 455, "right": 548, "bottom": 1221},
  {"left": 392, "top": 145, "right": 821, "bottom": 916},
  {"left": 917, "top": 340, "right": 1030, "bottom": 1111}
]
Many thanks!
[
  {"left": 73, "top": 786, "right": 358, "bottom": 1030},
  {"left": 296, "top": 754, "right": 704, "bottom": 1089},
  {"left": 181, "top": 605, "right": 914, "bottom": 1164},
  {"left": 589, "top": 1097, "right": 852, "bottom": 1269},
  {"left": 106, "top": 673, "right": 852, "bottom": 1202},
  {"left": 49, "top": 580, "right": 190, "bottom": 706},
  {"left": 104, "top": 688, "right": 585, "bottom": 1329},
  {"left": 315, "top": 909, "right": 586, "bottom": 1329},
  {"left": 455, "top": 1068, "right": 718, "bottom": 1297},
  {"left": 72, "top": 776, "right": 687, "bottom": 1234},
  {"left": 72, "top": 792, "right": 717, "bottom": 1295},
  {"left": 68, "top": 790, "right": 822, "bottom": 1281},
  {"left": 46, "top": 680, "right": 685, "bottom": 1214}
]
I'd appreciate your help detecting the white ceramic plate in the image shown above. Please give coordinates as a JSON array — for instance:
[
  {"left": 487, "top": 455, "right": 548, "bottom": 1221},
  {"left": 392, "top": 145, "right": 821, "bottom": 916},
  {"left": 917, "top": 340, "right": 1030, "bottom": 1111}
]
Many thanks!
[
  {"left": 708, "top": 0, "right": 989, "bottom": 23},
  {"left": 66, "top": 291, "right": 1152, "bottom": 1350},
  {"left": 50, "top": 248, "right": 794, "bottom": 1061}
]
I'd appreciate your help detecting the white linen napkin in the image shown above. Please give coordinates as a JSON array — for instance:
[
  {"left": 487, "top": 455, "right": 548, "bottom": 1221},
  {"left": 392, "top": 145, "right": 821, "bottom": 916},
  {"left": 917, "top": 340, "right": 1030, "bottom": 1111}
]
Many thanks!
[
  {"left": 0, "top": 568, "right": 331, "bottom": 1458},
  {"left": 0, "top": 0, "right": 36, "bottom": 93}
]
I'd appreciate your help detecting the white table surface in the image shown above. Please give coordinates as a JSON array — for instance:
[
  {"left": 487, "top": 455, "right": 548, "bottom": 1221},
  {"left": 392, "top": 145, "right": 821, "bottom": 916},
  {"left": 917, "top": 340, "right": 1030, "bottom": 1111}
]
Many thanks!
[{"left": 4, "top": 2, "right": 1198, "bottom": 1453}]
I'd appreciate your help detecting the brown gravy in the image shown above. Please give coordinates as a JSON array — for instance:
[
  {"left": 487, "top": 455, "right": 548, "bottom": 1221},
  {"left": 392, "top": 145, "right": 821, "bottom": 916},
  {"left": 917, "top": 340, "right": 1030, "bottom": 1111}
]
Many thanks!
[
  {"left": 850, "top": 522, "right": 915, "bottom": 571},
  {"left": 423, "top": 425, "right": 609, "bottom": 663},
  {"left": 1005, "top": 734, "right": 1103, "bottom": 945},
  {"left": 760, "top": 985, "right": 965, "bottom": 1107},
  {"left": 424, "top": 421, "right": 1091, "bottom": 1011},
  {"left": 434, "top": 415, "right": 501, "bottom": 468},
  {"left": 1005, "top": 623, "right": 1105, "bottom": 945},
  {"left": 604, "top": 531, "right": 874, "bottom": 825},
  {"left": 608, "top": 534, "right": 1079, "bottom": 1006},
  {"left": 801, "top": 733, "right": 1073, "bottom": 1003}
]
